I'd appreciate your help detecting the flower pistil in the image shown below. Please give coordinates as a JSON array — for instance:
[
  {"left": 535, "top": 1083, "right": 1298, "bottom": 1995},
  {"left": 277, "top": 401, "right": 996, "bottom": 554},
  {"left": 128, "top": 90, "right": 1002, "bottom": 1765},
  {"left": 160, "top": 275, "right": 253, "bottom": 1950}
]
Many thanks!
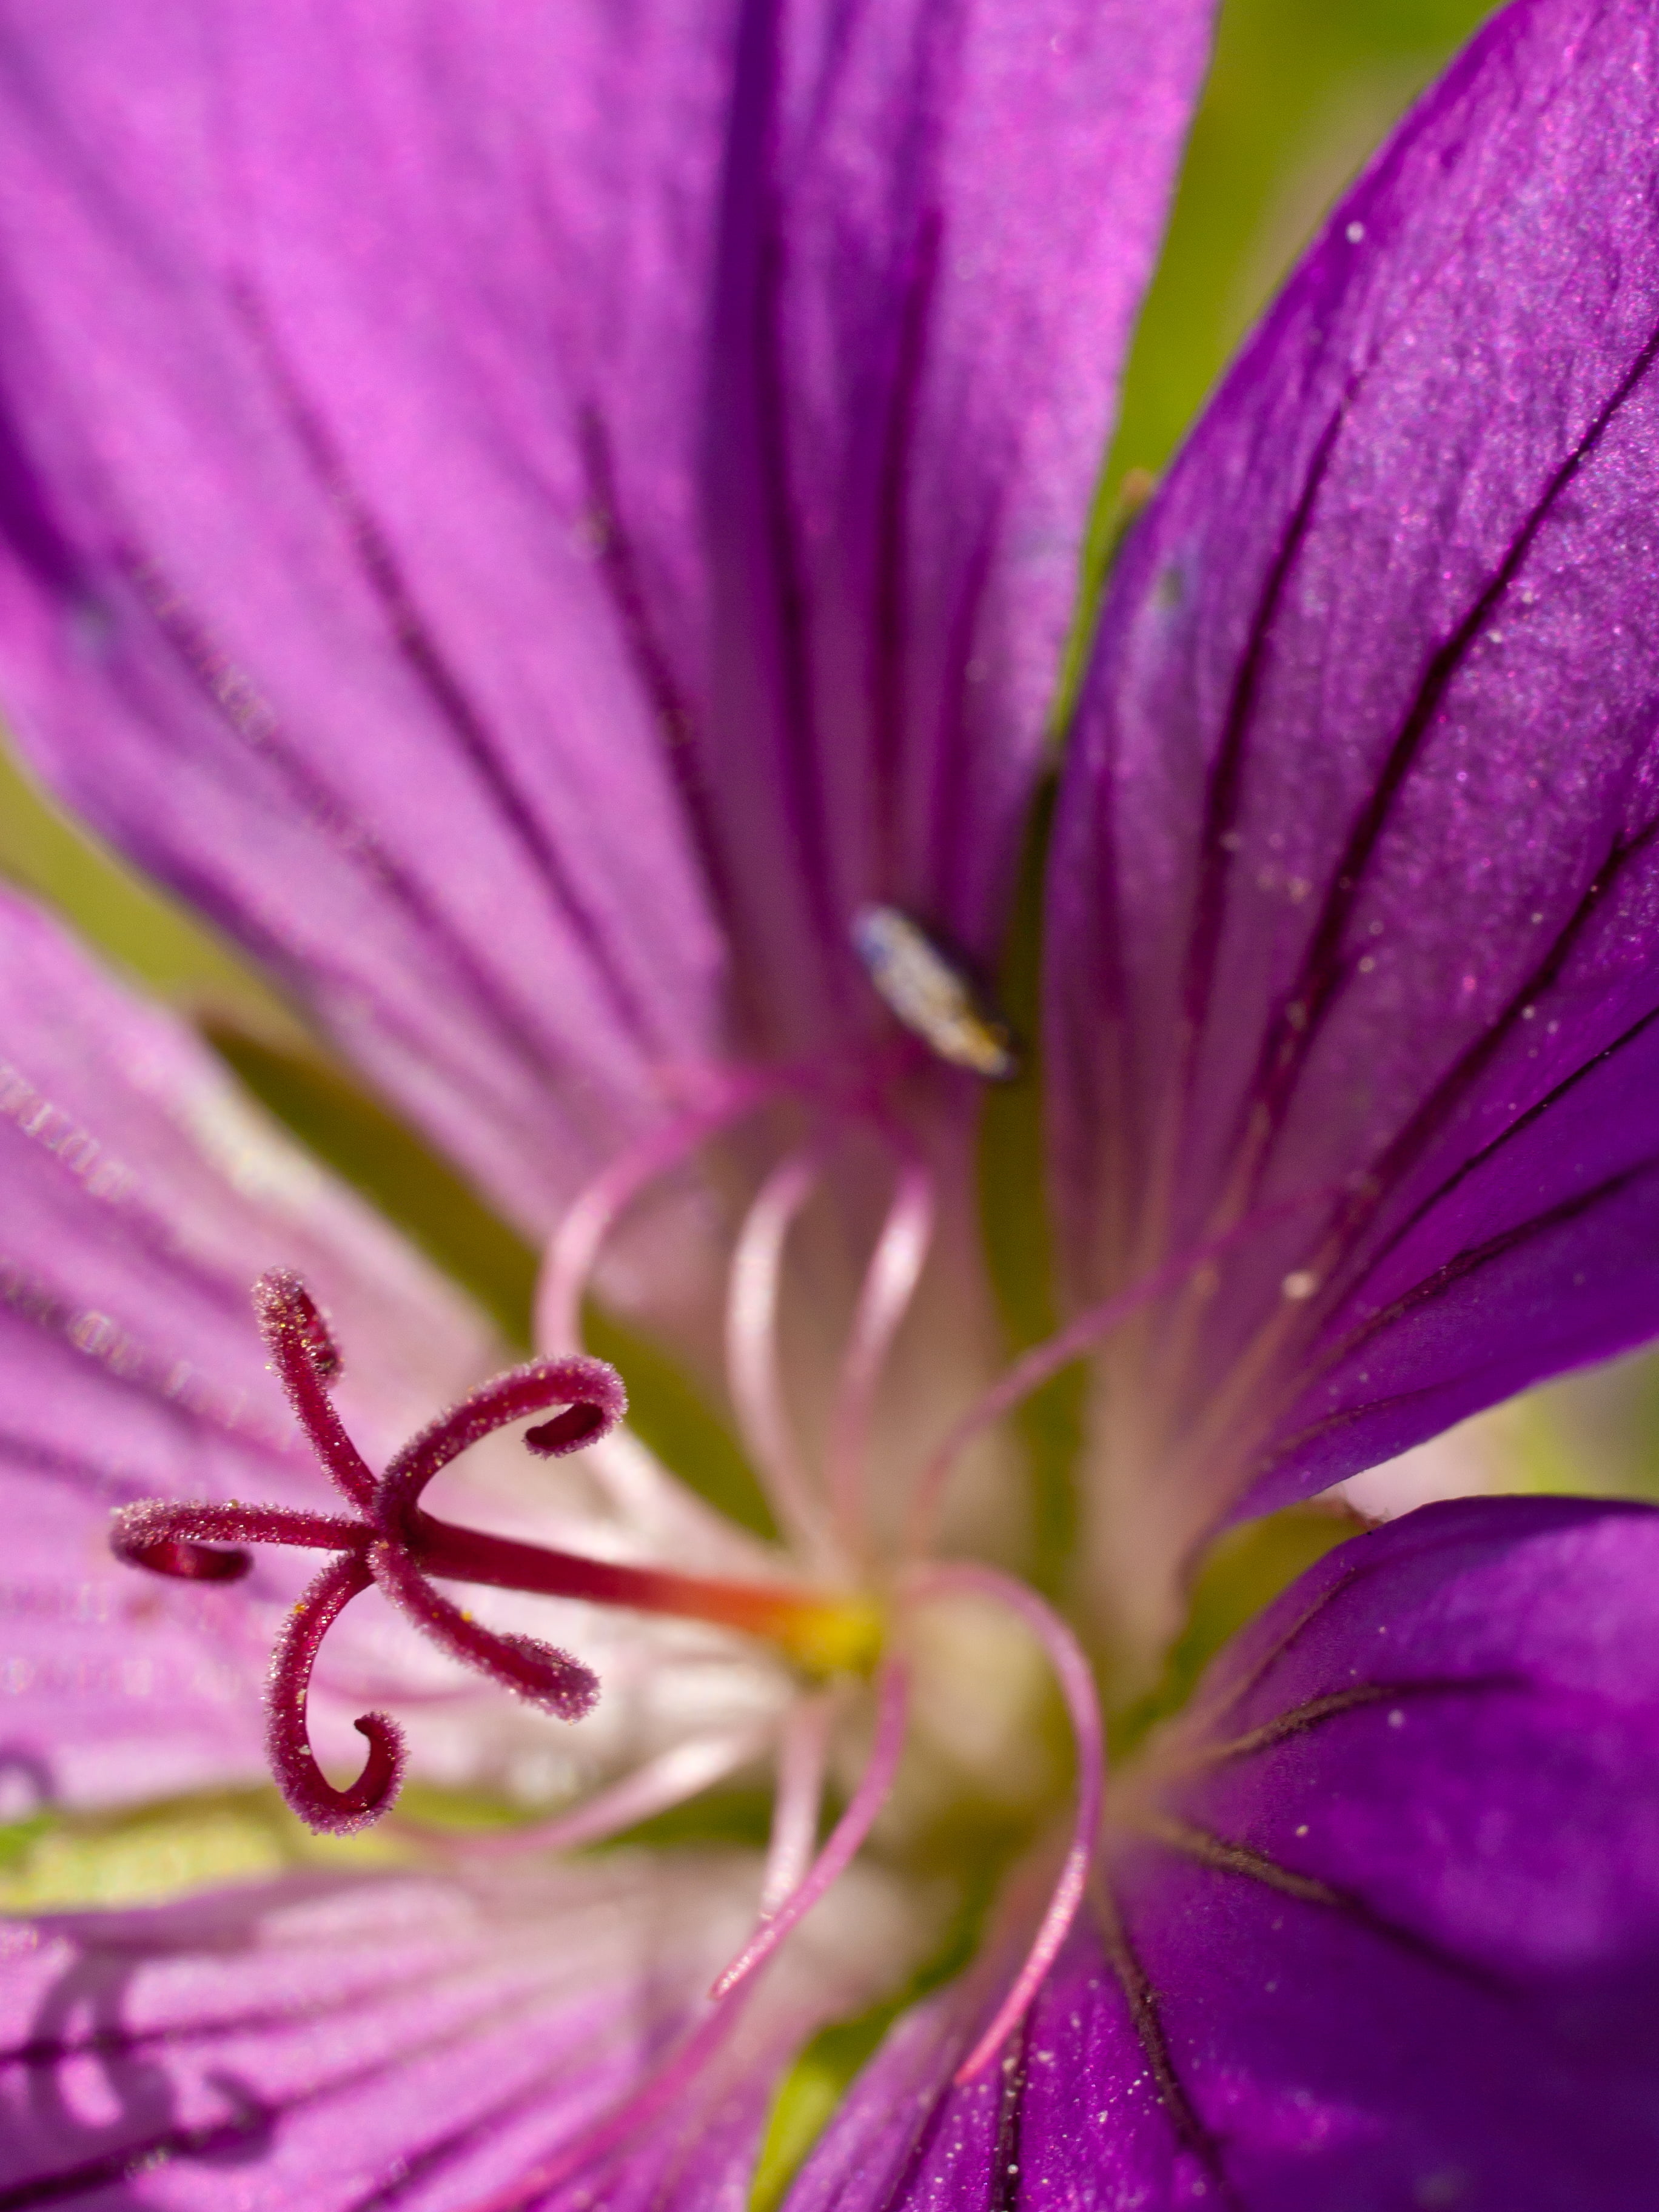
[{"left": 111, "top": 1267, "right": 882, "bottom": 1832}]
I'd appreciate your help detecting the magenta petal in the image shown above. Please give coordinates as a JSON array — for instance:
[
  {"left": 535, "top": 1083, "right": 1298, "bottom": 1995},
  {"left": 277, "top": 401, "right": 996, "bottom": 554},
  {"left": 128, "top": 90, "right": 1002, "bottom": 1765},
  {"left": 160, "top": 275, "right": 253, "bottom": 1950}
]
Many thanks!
[
  {"left": 1046, "top": 0, "right": 1659, "bottom": 1516},
  {"left": 0, "top": 1852, "right": 910, "bottom": 2211},
  {"left": 0, "top": 0, "right": 1212, "bottom": 1230},
  {"left": 0, "top": 885, "right": 493, "bottom": 1805},
  {"left": 796, "top": 1498, "right": 1659, "bottom": 2209}
]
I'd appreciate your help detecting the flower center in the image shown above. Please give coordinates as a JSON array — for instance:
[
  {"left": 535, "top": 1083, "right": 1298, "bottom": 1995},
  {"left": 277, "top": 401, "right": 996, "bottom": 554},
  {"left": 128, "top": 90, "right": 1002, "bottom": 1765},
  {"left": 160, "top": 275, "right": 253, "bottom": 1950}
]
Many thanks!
[{"left": 107, "top": 1008, "right": 1139, "bottom": 2091}]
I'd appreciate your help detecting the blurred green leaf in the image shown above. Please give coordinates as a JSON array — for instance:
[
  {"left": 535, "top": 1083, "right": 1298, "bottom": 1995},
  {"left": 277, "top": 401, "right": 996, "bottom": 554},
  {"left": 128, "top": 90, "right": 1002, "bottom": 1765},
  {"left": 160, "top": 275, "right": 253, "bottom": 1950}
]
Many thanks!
[
  {"left": 0, "top": 732, "right": 293, "bottom": 1022},
  {"left": 591, "top": 1785, "right": 776, "bottom": 1857},
  {"left": 0, "top": 1786, "right": 407, "bottom": 1911},
  {"left": 1055, "top": 0, "right": 1499, "bottom": 711},
  {"left": 1503, "top": 1349, "right": 1659, "bottom": 1503}
]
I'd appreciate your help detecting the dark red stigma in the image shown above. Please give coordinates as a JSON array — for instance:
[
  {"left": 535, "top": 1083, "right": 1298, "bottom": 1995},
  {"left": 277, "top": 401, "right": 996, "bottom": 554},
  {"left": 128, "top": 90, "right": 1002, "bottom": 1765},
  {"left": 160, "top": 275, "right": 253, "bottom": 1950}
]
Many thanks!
[{"left": 110, "top": 1269, "right": 628, "bottom": 1835}]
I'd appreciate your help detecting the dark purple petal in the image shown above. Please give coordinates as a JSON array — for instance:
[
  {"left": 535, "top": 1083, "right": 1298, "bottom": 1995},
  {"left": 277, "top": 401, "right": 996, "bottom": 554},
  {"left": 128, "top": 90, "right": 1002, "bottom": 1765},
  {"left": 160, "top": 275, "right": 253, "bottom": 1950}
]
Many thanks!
[
  {"left": 783, "top": 1915, "right": 1182, "bottom": 2210},
  {"left": 0, "top": 885, "right": 495, "bottom": 1805},
  {"left": 0, "top": 0, "right": 1212, "bottom": 1236},
  {"left": 796, "top": 1497, "right": 1659, "bottom": 2210},
  {"left": 0, "top": 1851, "right": 917, "bottom": 2211},
  {"left": 1045, "top": 0, "right": 1659, "bottom": 1539}
]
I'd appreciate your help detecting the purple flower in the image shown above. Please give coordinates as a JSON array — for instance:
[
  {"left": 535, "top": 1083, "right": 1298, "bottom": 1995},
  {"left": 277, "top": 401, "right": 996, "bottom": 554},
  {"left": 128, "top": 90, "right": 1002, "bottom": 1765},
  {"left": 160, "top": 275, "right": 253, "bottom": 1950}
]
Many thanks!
[{"left": 0, "top": 0, "right": 1658, "bottom": 2205}]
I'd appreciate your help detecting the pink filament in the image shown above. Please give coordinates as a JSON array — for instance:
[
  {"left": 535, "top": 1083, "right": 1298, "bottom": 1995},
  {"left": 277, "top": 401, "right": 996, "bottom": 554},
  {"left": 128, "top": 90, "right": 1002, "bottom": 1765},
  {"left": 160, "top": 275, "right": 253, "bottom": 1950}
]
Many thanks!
[
  {"left": 725, "top": 1147, "right": 836, "bottom": 1557},
  {"left": 709, "top": 1655, "right": 910, "bottom": 2002},
  {"left": 443, "top": 1671, "right": 909, "bottom": 2212},
  {"left": 906, "top": 1561, "right": 1105, "bottom": 2085},
  {"left": 535, "top": 1071, "right": 788, "bottom": 1354},
  {"left": 451, "top": 1678, "right": 907, "bottom": 2209},
  {"left": 827, "top": 1149, "right": 936, "bottom": 1541},
  {"left": 759, "top": 1685, "right": 840, "bottom": 1915},
  {"left": 448, "top": 1984, "right": 761, "bottom": 2212}
]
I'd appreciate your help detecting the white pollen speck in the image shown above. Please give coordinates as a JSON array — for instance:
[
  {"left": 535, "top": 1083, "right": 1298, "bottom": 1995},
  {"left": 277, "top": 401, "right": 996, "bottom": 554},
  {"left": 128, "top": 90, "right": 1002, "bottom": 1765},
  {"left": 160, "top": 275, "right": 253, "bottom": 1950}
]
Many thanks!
[
  {"left": 1521, "top": 1005, "right": 1536, "bottom": 1019},
  {"left": 1358, "top": 954, "right": 1376, "bottom": 974},
  {"left": 1281, "top": 1270, "right": 1319, "bottom": 1301},
  {"left": 1388, "top": 1709, "right": 1406, "bottom": 1728},
  {"left": 1295, "top": 1824, "right": 1309, "bottom": 1837},
  {"left": 1346, "top": 220, "right": 1366, "bottom": 243}
]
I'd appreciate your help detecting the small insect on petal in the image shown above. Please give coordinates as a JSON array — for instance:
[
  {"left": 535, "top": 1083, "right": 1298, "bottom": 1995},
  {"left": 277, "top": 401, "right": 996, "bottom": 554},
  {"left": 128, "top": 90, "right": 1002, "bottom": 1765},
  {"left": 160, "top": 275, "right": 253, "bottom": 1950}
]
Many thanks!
[{"left": 853, "top": 905, "right": 1018, "bottom": 1081}]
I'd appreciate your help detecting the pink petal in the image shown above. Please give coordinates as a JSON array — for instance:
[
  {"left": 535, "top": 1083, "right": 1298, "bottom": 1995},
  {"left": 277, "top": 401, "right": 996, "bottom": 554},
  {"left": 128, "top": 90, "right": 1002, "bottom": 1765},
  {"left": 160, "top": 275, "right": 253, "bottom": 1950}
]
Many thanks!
[
  {"left": 0, "top": 1849, "right": 916, "bottom": 2210},
  {"left": 0, "top": 886, "right": 495, "bottom": 1806},
  {"left": 0, "top": 0, "right": 1213, "bottom": 1239}
]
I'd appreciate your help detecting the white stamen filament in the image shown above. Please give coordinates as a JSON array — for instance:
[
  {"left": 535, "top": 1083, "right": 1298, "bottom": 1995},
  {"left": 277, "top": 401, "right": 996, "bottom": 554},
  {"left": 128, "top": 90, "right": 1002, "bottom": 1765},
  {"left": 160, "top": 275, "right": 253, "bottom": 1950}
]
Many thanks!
[
  {"left": 536, "top": 1072, "right": 785, "bottom": 1355},
  {"left": 905, "top": 1561, "right": 1104, "bottom": 2084},
  {"left": 904, "top": 1180, "right": 1338, "bottom": 1556},
  {"left": 515, "top": 1085, "right": 1132, "bottom": 2143},
  {"left": 710, "top": 1656, "right": 912, "bottom": 2003},
  {"left": 759, "top": 1683, "right": 842, "bottom": 1914},
  {"left": 828, "top": 1148, "right": 936, "bottom": 1546},
  {"left": 412, "top": 1726, "right": 775, "bottom": 1861},
  {"left": 725, "top": 1147, "right": 839, "bottom": 1560}
]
